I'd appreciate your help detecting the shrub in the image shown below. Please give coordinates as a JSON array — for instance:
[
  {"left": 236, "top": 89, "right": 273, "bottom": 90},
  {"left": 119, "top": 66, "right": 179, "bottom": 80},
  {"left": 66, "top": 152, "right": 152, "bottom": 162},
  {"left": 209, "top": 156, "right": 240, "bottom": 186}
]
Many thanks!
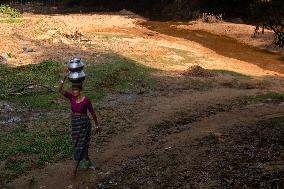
[
  {"left": 200, "top": 13, "right": 223, "bottom": 23},
  {"left": 250, "top": 0, "right": 284, "bottom": 48},
  {"left": 0, "top": 4, "right": 21, "bottom": 18}
]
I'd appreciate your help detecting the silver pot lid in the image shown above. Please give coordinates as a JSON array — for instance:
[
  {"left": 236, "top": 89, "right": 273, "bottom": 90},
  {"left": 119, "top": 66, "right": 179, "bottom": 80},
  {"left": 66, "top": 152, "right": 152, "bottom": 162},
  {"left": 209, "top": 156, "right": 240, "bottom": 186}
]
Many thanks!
[
  {"left": 70, "top": 57, "right": 81, "bottom": 62},
  {"left": 68, "top": 58, "right": 84, "bottom": 69}
]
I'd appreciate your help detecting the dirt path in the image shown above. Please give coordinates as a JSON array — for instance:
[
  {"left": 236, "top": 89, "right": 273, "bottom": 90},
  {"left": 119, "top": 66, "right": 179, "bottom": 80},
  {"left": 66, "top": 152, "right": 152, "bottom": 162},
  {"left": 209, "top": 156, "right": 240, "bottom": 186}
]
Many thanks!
[{"left": 10, "top": 87, "right": 284, "bottom": 188}]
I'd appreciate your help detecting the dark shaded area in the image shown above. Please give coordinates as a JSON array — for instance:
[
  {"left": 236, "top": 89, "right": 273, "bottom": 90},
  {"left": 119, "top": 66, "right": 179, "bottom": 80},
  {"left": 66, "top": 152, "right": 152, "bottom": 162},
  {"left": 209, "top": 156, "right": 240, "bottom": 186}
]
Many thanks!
[
  {"left": 97, "top": 116, "right": 284, "bottom": 188},
  {"left": 3, "top": 0, "right": 282, "bottom": 20}
]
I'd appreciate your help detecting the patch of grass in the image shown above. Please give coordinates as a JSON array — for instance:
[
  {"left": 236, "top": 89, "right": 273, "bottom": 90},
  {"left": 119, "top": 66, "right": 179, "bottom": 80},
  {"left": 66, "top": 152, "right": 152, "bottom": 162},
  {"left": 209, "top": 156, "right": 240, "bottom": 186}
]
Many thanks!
[
  {"left": 0, "top": 60, "right": 68, "bottom": 110},
  {"left": 270, "top": 116, "right": 284, "bottom": 125},
  {"left": 0, "top": 117, "right": 71, "bottom": 184},
  {"left": 141, "top": 47, "right": 194, "bottom": 66},
  {"left": 131, "top": 50, "right": 193, "bottom": 67},
  {"left": 169, "top": 48, "right": 193, "bottom": 63},
  {"left": 6, "top": 53, "right": 13, "bottom": 58},
  {"left": 84, "top": 55, "right": 155, "bottom": 100},
  {"left": 0, "top": 18, "right": 22, "bottom": 24},
  {"left": 0, "top": 54, "right": 155, "bottom": 110},
  {"left": 90, "top": 32, "right": 133, "bottom": 41},
  {"left": 211, "top": 69, "right": 251, "bottom": 79},
  {"left": 156, "top": 57, "right": 177, "bottom": 65},
  {"left": 243, "top": 92, "right": 284, "bottom": 104}
]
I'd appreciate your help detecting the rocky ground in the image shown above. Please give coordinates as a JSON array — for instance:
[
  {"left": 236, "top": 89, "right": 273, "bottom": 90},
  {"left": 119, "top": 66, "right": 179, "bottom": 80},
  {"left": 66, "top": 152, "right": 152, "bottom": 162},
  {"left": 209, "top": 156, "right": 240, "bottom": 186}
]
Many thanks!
[{"left": 0, "top": 10, "right": 283, "bottom": 189}]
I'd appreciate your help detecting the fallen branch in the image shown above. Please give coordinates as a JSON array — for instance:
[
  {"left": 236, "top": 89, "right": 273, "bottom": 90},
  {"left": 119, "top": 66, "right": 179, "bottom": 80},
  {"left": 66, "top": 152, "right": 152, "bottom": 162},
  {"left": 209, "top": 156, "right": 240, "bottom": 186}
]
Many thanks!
[
  {"left": 6, "top": 83, "right": 35, "bottom": 93},
  {"left": 0, "top": 83, "right": 55, "bottom": 97}
]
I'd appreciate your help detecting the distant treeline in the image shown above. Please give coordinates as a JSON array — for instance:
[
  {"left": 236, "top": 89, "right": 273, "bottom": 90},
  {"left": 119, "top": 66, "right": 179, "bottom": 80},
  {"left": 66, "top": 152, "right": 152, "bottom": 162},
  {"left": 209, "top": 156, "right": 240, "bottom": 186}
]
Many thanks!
[{"left": 2, "top": 0, "right": 283, "bottom": 19}]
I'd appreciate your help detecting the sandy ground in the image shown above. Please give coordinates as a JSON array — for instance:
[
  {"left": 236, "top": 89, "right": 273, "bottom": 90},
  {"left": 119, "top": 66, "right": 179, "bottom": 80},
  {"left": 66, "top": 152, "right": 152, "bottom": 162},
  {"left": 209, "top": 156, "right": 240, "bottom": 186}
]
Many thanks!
[
  {"left": 0, "top": 12, "right": 145, "bottom": 66},
  {"left": 177, "top": 20, "right": 284, "bottom": 54},
  {"left": 1, "top": 11, "right": 284, "bottom": 188}
]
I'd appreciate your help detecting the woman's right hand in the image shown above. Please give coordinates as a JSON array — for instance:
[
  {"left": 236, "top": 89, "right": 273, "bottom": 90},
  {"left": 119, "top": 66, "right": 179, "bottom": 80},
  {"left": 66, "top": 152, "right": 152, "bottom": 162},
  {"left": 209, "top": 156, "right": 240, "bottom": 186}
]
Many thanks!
[
  {"left": 95, "top": 126, "right": 102, "bottom": 134},
  {"left": 59, "top": 68, "right": 69, "bottom": 94}
]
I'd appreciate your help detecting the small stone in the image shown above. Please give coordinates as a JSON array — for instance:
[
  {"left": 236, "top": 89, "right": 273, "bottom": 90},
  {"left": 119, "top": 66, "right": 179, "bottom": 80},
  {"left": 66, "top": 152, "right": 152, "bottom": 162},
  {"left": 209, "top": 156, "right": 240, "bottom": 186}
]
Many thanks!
[
  {"left": 164, "top": 147, "right": 172, "bottom": 150},
  {"left": 23, "top": 47, "right": 34, "bottom": 53},
  {"left": 0, "top": 54, "right": 8, "bottom": 64},
  {"left": 1, "top": 53, "right": 9, "bottom": 59},
  {"left": 0, "top": 101, "right": 14, "bottom": 112},
  {"left": 96, "top": 183, "right": 104, "bottom": 189}
]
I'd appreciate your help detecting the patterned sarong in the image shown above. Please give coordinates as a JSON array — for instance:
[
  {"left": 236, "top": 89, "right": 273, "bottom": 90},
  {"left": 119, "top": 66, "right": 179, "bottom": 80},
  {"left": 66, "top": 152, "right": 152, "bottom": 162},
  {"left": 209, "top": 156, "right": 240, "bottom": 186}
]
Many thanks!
[{"left": 70, "top": 114, "right": 91, "bottom": 161}]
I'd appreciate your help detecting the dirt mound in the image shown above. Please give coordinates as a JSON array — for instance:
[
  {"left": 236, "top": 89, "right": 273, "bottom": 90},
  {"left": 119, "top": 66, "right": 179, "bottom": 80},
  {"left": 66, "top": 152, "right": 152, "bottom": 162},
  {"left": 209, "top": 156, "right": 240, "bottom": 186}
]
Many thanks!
[
  {"left": 119, "top": 9, "right": 135, "bottom": 16},
  {"left": 183, "top": 65, "right": 215, "bottom": 77}
]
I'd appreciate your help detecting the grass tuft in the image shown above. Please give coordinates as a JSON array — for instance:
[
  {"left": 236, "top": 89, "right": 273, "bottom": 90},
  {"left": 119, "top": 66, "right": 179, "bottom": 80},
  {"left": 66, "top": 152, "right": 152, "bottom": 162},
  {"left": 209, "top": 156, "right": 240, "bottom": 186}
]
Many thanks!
[
  {"left": 90, "top": 32, "right": 133, "bottom": 41},
  {"left": 270, "top": 116, "right": 284, "bottom": 125},
  {"left": 0, "top": 18, "right": 22, "bottom": 24},
  {"left": 243, "top": 92, "right": 284, "bottom": 104},
  {"left": 211, "top": 69, "right": 251, "bottom": 79}
]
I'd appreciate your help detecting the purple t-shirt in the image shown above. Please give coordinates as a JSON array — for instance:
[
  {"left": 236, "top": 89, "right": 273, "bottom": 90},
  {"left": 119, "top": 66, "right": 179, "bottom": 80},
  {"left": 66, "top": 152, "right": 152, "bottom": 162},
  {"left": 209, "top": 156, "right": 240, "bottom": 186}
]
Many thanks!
[{"left": 63, "top": 91, "right": 94, "bottom": 114}]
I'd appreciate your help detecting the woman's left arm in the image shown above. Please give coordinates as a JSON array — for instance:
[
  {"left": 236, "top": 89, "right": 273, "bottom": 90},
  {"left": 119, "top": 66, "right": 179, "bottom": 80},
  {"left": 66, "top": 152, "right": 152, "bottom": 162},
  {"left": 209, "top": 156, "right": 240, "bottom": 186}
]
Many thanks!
[
  {"left": 91, "top": 111, "right": 101, "bottom": 134},
  {"left": 87, "top": 98, "right": 101, "bottom": 133},
  {"left": 91, "top": 111, "right": 99, "bottom": 126}
]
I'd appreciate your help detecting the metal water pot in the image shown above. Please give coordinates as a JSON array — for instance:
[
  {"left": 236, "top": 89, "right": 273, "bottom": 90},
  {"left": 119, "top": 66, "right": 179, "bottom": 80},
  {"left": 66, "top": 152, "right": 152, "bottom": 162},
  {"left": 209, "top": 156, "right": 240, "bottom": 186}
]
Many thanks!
[
  {"left": 67, "top": 58, "right": 86, "bottom": 83},
  {"left": 68, "top": 71, "right": 86, "bottom": 83},
  {"left": 67, "top": 58, "right": 84, "bottom": 72}
]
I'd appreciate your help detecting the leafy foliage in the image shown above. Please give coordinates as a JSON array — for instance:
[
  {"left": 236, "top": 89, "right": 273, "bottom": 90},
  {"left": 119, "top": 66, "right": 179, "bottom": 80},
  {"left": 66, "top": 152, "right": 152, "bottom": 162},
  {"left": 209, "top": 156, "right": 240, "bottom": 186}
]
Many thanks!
[
  {"left": 250, "top": 0, "right": 284, "bottom": 47},
  {"left": 0, "top": 4, "right": 21, "bottom": 18}
]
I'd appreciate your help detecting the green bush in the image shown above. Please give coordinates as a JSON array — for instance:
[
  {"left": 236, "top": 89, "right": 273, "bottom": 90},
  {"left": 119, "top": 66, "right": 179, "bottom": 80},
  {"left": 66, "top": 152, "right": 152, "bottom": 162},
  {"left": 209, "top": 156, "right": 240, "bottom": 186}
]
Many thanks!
[
  {"left": 0, "top": 4, "right": 21, "bottom": 18},
  {"left": 250, "top": 0, "right": 284, "bottom": 47}
]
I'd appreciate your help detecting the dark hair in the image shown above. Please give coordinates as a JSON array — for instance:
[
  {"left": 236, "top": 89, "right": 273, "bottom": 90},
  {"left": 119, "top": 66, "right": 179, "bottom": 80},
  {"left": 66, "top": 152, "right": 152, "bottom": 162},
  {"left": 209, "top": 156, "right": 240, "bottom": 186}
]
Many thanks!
[{"left": 72, "top": 83, "right": 83, "bottom": 90}]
